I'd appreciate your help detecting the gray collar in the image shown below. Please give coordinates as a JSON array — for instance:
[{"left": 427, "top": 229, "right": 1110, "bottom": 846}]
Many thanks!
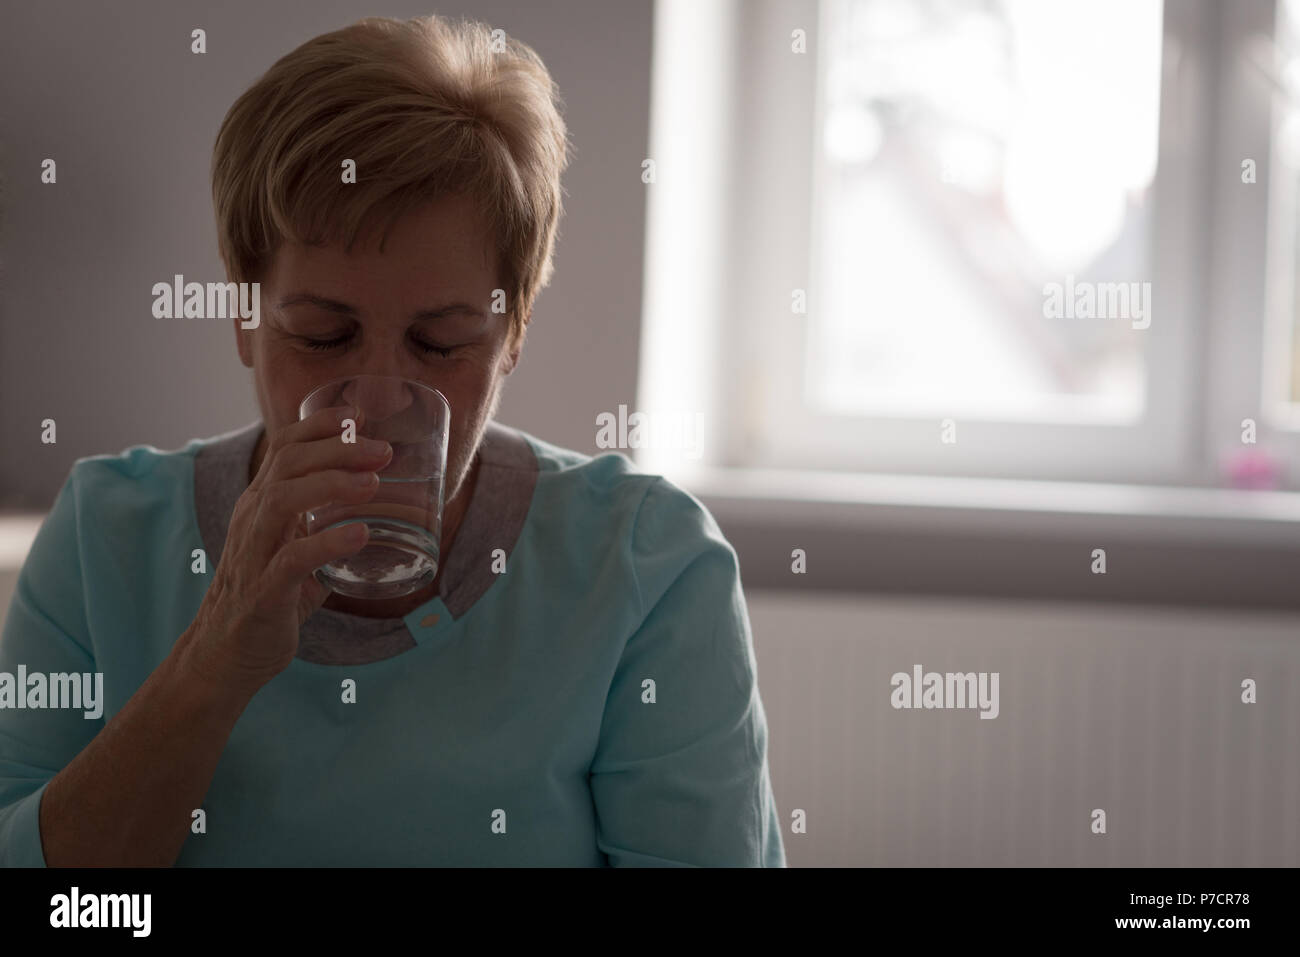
[{"left": 193, "top": 418, "right": 538, "bottom": 656}]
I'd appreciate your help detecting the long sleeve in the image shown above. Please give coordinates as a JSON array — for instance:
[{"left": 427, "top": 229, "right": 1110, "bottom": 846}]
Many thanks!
[
  {"left": 589, "top": 477, "right": 785, "bottom": 866},
  {"left": 0, "top": 467, "right": 102, "bottom": 867}
]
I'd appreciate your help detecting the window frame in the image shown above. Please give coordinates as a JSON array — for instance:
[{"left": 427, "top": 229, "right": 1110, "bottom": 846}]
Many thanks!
[
  {"left": 638, "top": 0, "right": 1300, "bottom": 513},
  {"left": 721, "top": 0, "right": 1217, "bottom": 485},
  {"left": 1226, "top": 0, "right": 1300, "bottom": 477}
]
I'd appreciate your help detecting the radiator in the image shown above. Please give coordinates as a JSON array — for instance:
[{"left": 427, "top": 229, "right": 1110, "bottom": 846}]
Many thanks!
[{"left": 746, "top": 590, "right": 1300, "bottom": 866}]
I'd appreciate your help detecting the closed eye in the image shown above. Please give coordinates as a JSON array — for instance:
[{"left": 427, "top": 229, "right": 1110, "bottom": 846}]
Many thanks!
[{"left": 301, "top": 334, "right": 455, "bottom": 358}]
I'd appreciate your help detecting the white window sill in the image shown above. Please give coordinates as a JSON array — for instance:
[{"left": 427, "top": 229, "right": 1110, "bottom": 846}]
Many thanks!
[
  {"left": 679, "top": 466, "right": 1300, "bottom": 545},
  {"left": 667, "top": 467, "right": 1300, "bottom": 609}
]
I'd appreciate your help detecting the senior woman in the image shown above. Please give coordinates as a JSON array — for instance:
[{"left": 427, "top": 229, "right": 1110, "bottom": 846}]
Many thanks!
[{"left": 0, "top": 15, "right": 784, "bottom": 867}]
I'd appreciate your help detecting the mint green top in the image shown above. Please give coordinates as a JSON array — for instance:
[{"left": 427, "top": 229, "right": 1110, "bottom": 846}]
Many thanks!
[{"left": 0, "top": 420, "right": 785, "bottom": 866}]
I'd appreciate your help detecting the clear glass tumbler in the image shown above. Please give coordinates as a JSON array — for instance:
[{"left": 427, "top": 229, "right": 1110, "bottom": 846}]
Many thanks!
[{"left": 297, "top": 374, "right": 450, "bottom": 599}]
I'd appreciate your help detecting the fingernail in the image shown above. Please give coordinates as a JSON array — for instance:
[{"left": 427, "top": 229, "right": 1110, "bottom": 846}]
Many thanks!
[{"left": 353, "top": 471, "right": 377, "bottom": 485}]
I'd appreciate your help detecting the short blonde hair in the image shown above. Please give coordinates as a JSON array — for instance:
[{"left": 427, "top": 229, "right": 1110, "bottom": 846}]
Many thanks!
[{"left": 211, "top": 14, "right": 571, "bottom": 352}]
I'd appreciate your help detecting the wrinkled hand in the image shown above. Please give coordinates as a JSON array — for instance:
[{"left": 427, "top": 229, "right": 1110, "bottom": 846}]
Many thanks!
[{"left": 179, "top": 404, "right": 394, "bottom": 694}]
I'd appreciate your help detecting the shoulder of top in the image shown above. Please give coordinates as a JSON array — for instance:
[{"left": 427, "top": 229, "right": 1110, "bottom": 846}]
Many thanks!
[
  {"left": 519, "top": 429, "right": 660, "bottom": 497},
  {"left": 70, "top": 435, "right": 206, "bottom": 487},
  {"left": 517, "top": 429, "right": 728, "bottom": 533},
  {"left": 633, "top": 471, "right": 727, "bottom": 544},
  {"left": 518, "top": 429, "right": 716, "bottom": 511}
]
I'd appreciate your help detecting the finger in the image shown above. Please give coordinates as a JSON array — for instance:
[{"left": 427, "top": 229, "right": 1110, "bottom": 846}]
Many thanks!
[
  {"left": 267, "top": 521, "right": 370, "bottom": 598},
  {"left": 252, "top": 405, "right": 367, "bottom": 487},
  {"left": 263, "top": 425, "right": 393, "bottom": 485},
  {"left": 265, "top": 468, "right": 382, "bottom": 524},
  {"left": 254, "top": 469, "right": 381, "bottom": 554}
]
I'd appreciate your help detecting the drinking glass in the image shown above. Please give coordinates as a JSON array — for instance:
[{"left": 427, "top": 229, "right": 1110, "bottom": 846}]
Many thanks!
[{"left": 297, "top": 374, "right": 449, "bottom": 599}]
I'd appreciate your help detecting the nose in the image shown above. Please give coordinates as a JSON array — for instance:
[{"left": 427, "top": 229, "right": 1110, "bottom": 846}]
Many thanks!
[{"left": 340, "top": 374, "right": 417, "bottom": 423}]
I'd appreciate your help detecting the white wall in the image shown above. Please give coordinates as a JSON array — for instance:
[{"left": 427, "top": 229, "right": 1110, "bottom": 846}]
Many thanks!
[{"left": 0, "top": 0, "right": 653, "bottom": 508}]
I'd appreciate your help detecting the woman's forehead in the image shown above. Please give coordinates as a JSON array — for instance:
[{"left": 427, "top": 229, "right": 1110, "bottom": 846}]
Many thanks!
[{"left": 270, "top": 220, "right": 499, "bottom": 300}]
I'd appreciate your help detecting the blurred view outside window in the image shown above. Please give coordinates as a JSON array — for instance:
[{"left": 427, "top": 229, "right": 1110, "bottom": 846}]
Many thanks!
[{"left": 810, "top": 0, "right": 1164, "bottom": 423}]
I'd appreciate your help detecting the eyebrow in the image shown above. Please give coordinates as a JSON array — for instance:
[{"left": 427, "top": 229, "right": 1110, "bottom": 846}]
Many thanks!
[{"left": 275, "top": 293, "right": 487, "bottom": 322}]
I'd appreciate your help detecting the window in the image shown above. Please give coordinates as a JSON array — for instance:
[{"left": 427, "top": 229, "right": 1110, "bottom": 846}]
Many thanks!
[
  {"left": 810, "top": 0, "right": 1161, "bottom": 425},
  {"left": 642, "top": 0, "right": 1300, "bottom": 495}
]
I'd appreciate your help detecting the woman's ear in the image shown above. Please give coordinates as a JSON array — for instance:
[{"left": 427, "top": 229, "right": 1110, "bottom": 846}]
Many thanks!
[
  {"left": 501, "top": 346, "right": 521, "bottom": 375},
  {"left": 502, "top": 319, "right": 527, "bottom": 374}
]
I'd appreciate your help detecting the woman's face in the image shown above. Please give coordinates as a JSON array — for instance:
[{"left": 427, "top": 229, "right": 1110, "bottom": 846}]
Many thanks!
[{"left": 235, "top": 192, "right": 521, "bottom": 506}]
